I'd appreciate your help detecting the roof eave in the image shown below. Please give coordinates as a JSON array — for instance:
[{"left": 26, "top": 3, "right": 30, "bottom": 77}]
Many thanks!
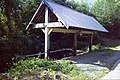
[
  {"left": 26, "top": 1, "right": 44, "bottom": 30},
  {"left": 69, "top": 25, "right": 108, "bottom": 32}
]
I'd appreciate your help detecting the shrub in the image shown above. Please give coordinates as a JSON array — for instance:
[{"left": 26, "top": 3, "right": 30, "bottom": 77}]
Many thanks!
[
  {"left": 0, "top": 57, "right": 76, "bottom": 79},
  {"left": 0, "top": 57, "right": 108, "bottom": 80}
]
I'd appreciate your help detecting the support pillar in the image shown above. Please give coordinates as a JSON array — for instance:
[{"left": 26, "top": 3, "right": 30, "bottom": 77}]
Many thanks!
[
  {"left": 44, "top": 7, "right": 49, "bottom": 60},
  {"left": 73, "top": 33, "right": 77, "bottom": 56},
  {"left": 89, "top": 34, "right": 93, "bottom": 52}
]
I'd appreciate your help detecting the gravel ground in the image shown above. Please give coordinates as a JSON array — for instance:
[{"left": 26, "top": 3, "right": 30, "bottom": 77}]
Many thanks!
[{"left": 68, "top": 50, "right": 120, "bottom": 78}]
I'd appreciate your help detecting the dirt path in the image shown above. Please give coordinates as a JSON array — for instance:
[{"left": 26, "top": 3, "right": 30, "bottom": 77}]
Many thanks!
[{"left": 68, "top": 50, "right": 120, "bottom": 78}]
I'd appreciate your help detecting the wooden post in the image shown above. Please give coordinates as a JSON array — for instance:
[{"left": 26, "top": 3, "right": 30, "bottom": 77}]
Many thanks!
[
  {"left": 44, "top": 7, "right": 49, "bottom": 60},
  {"left": 89, "top": 34, "right": 93, "bottom": 52},
  {"left": 73, "top": 33, "right": 77, "bottom": 56}
]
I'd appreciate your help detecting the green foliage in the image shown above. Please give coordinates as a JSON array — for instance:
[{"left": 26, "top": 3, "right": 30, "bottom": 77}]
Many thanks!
[
  {"left": 66, "top": 0, "right": 91, "bottom": 15},
  {"left": 53, "top": 0, "right": 91, "bottom": 15},
  {"left": 69, "top": 69, "right": 94, "bottom": 80},
  {"left": 53, "top": 0, "right": 66, "bottom": 5},
  {"left": 0, "top": 58, "right": 74, "bottom": 79},
  {"left": 92, "top": 0, "right": 120, "bottom": 26},
  {"left": 92, "top": 44, "right": 115, "bottom": 51},
  {"left": 0, "top": 57, "right": 105, "bottom": 80},
  {"left": 91, "top": 0, "right": 120, "bottom": 39},
  {"left": 92, "top": 44, "right": 101, "bottom": 51},
  {"left": 92, "top": 44, "right": 120, "bottom": 51},
  {"left": 55, "top": 59, "right": 75, "bottom": 74},
  {"left": 96, "top": 69, "right": 109, "bottom": 79}
]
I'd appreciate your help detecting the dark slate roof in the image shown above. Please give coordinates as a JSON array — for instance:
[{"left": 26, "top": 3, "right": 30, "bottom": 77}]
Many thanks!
[{"left": 26, "top": 0, "right": 108, "bottom": 32}]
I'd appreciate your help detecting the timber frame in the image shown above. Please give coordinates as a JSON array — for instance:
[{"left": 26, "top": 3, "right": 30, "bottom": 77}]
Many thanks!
[
  {"left": 35, "top": 8, "right": 94, "bottom": 59},
  {"left": 26, "top": 0, "right": 108, "bottom": 59},
  {"left": 33, "top": 6, "right": 94, "bottom": 59},
  {"left": 31, "top": 7, "right": 94, "bottom": 59}
]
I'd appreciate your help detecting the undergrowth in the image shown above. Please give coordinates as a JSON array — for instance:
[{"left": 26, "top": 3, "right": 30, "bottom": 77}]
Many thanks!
[
  {"left": 0, "top": 44, "right": 115, "bottom": 80},
  {"left": 92, "top": 44, "right": 120, "bottom": 51},
  {"left": 0, "top": 57, "right": 93, "bottom": 80}
]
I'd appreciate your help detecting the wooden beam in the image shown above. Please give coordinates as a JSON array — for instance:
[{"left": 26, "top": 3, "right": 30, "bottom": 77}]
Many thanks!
[
  {"left": 34, "top": 23, "right": 95, "bottom": 35},
  {"left": 52, "top": 28, "right": 94, "bottom": 34},
  {"left": 73, "top": 33, "right": 77, "bottom": 56},
  {"left": 44, "top": 7, "right": 49, "bottom": 60},
  {"left": 34, "top": 22, "right": 64, "bottom": 28},
  {"left": 48, "top": 28, "right": 53, "bottom": 35},
  {"left": 41, "top": 29, "right": 45, "bottom": 33},
  {"left": 80, "top": 31, "right": 93, "bottom": 34},
  {"left": 50, "top": 48, "right": 73, "bottom": 53},
  {"left": 47, "top": 22, "right": 64, "bottom": 28},
  {"left": 89, "top": 34, "right": 93, "bottom": 52},
  {"left": 41, "top": 28, "right": 53, "bottom": 34},
  {"left": 52, "top": 28, "right": 79, "bottom": 33},
  {"left": 35, "top": 23, "right": 46, "bottom": 28}
]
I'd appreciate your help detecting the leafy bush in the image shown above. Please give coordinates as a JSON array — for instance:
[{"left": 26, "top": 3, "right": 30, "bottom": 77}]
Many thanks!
[
  {"left": 0, "top": 57, "right": 76, "bottom": 79},
  {"left": 92, "top": 44, "right": 120, "bottom": 51},
  {"left": 92, "top": 44, "right": 112, "bottom": 51},
  {"left": 0, "top": 57, "right": 108, "bottom": 80}
]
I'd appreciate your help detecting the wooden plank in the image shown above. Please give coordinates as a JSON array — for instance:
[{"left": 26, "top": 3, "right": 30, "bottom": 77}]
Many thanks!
[
  {"left": 52, "top": 28, "right": 79, "bottom": 33},
  {"left": 80, "top": 31, "right": 93, "bottom": 34},
  {"left": 50, "top": 48, "right": 73, "bottom": 53},
  {"left": 47, "top": 22, "right": 64, "bottom": 27},
  {"left": 34, "top": 22, "right": 64, "bottom": 28},
  {"left": 52, "top": 28, "right": 94, "bottom": 34},
  {"left": 35, "top": 23, "right": 46, "bottom": 28}
]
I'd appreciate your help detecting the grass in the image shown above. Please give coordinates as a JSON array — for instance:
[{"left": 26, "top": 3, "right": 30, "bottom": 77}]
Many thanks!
[
  {"left": 0, "top": 57, "right": 96, "bottom": 80},
  {"left": 92, "top": 44, "right": 120, "bottom": 51},
  {"left": 95, "top": 68, "right": 109, "bottom": 79},
  {"left": 1, "top": 58, "right": 89, "bottom": 80},
  {"left": 109, "top": 46, "right": 120, "bottom": 50}
]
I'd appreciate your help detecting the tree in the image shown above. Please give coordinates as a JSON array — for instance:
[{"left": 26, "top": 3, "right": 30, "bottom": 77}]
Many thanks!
[
  {"left": 66, "top": 0, "right": 90, "bottom": 15},
  {"left": 0, "top": 0, "right": 43, "bottom": 72},
  {"left": 91, "top": 0, "right": 120, "bottom": 26},
  {"left": 53, "top": 0, "right": 66, "bottom": 5},
  {"left": 91, "top": 0, "right": 120, "bottom": 39}
]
